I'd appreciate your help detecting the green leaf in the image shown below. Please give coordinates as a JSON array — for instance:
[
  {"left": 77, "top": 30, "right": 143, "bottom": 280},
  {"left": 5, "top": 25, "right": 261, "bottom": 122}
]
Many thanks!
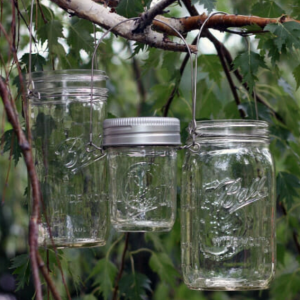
[
  {"left": 271, "top": 273, "right": 300, "bottom": 300},
  {"left": 10, "top": 254, "right": 29, "bottom": 269},
  {"left": 129, "top": 42, "right": 147, "bottom": 58},
  {"left": 277, "top": 96, "right": 300, "bottom": 137},
  {"left": 223, "top": 101, "right": 241, "bottom": 119},
  {"left": 251, "top": 1, "right": 285, "bottom": 18},
  {"left": 1, "top": 129, "right": 23, "bottom": 165},
  {"left": 89, "top": 258, "right": 118, "bottom": 300},
  {"left": 293, "top": 64, "right": 300, "bottom": 90},
  {"left": 233, "top": 51, "right": 268, "bottom": 94},
  {"left": 277, "top": 243, "right": 285, "bottom": 266},
  {"left": 162, "top": 52, "right": 180, "bottom": 79},
  {"left": 257, "top": 33, "right": 282, "bottom": 65},
  {"left": 116, "top": 0, "right": 152, "bottom": 18},
  {"left": 277, "top": 172, "right": 300, "bottom": 209},
  {"left": 67, "top": 18, "right": 94, "bottom": 55},
  {"left": 32, "top": 112, "right": 57, "bottom": 140},
  {"left": 192, "top": 0, "right": 216, "bottom": 12},
  {"left": 278, "top": 77, "right": 296, "bottom": 100},
  {"left": 28, "top": 4, "right": 54, "bottom": 29},
  {"left": 149, "top": 253, "right": 179, "bottom": 287},
  {"left": 198, "top": 55, "right": 223, "bottom": 87},
  {"left": 20, "top": 53, "right": 47, "bottom": 72},
  {"left": 265, "top": 22, "right": 300, "bottom": 53},
  {"left": 291, "top": 2, "right": 300, "bottom": 18},
  {"left": 10, "top": 254, "right": 31, "bottom": 291},
  {"left": 239, "top": 102, "right": 274, "bottom": 123},
  {"left": 119, "top": 272, "right": 152, "bottom": 300},
  {"left": 37, "top": 20, "right": 64, "bottom": 51},
  {"left": 143, "top": 48, "right": 161, "bottom": 72},
  {"left": 145, "top": 233, "right": 165, "bottom": 252},
  {"left": 83, "top": 295, "right": 97, "bottom": 300}
]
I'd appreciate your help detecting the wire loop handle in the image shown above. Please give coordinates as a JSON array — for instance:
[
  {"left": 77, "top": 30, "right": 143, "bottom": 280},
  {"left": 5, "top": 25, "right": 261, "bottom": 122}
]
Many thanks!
[
  {"left": 190, "top": 11, "right": 228, "bottom": 146},
  {"left": 89, "top": 17, "right": 194, "bottom": 152},
  {"left": 28, "top": 2, "right": 228, "bottom": 152}
]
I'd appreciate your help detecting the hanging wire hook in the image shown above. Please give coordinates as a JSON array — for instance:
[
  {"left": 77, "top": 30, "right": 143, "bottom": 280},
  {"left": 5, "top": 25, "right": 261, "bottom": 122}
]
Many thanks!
[
  {"left": 190, "top": 11, "right": 228, "bottom": 145},
  {"left": 88, "top": 16, "right": 195, "bottom": 153},
  {"left": 88, "top": 17, "right": 140, "bottom": 153}
]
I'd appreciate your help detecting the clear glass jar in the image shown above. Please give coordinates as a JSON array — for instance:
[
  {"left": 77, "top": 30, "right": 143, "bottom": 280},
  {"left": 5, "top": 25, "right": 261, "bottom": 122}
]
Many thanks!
[
  {"left": 27, "top": 70, "right": 109, "bottom": 248},
  {"left": 181, "top": 120, "right": 276, "bottom": 291},
  {"left": 103, "top": 117, "right": 181, "bottom": 232}
]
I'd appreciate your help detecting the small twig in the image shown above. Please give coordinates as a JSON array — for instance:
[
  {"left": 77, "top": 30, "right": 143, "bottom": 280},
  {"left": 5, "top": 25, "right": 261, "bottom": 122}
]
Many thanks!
[
  {"left": 37, "top": 253, "right": 62, "bottom": 300},
  {"left": 293, "top": 231, "right": 300, "bottom": 255},
  {"left": 13, "top": 0, "right": 37, "bottom": 44},
  {"left": 11, "top": 0, "right": 16, "bottom": 59},
  {"left": 133, "top": 0, "right": 176, "bottom": 33},
  {"left": 112, "top": 233, "right": 130, "bottom": 300},
  {"left": 163, "top": 35, "right": 197, "bottom": 116},
  {"left": 210, "top": 34, "right": 245, "bottom": 117},
  {"left": 1, "top": 132, "right": 14, "bottom": 204},
  {"left": 37, "top": 0, "right": 48, "bottom": 24},
  {"left": 181, "top": 0, "right": 244, "bottom": 118}
]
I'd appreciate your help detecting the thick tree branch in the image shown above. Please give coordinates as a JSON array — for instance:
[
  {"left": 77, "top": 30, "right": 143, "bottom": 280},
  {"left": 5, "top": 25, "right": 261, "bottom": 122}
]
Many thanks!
[
  {"left": 154, "top": 13, "right": 300, "bottom": 35},
  {"left": 133, "top": 0, "right": 176, "bottom": 33},
  {"left": 50, "top": 0, "right": 197, "bottom": 53},
  {"left": 0, "top": 78, "right": 42, "bottom": 300},
  {"left": 50, "top": 0, "right": 300, "bottom": 54}
]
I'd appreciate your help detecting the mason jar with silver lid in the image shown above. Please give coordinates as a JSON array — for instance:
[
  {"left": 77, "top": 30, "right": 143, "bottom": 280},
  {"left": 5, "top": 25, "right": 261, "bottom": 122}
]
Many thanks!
[
  {"left": 103, "top": 117, "right": 181, "bottom": 232},
  {"left": 181, "top": 120, "right": 276, "bottom": 291}
]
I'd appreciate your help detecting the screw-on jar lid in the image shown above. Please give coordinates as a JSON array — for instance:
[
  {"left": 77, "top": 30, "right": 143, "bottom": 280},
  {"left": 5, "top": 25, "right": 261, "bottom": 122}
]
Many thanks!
[{"left": 103, "top": 117, "right": 181, "bottom": 146}]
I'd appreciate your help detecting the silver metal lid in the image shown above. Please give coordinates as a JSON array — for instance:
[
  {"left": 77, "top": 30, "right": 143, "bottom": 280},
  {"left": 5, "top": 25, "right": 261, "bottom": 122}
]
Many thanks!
[{"left": 103, "top": 117, "right": 181, "bottom": 146}]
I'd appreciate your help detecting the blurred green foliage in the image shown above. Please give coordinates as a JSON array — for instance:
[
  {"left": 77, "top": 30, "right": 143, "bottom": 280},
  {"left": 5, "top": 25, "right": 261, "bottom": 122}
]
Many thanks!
[{"left": 0, "top": 0, "right": 300, "bottom": 299}]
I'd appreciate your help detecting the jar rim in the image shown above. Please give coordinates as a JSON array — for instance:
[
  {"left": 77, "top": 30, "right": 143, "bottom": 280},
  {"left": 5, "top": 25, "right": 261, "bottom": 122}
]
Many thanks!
[
  {"left": 189, "top": 119, "right": 269, "bottom": 141},
  {"left": 195, "top": 119, "right": 268, "bottom": 127},
  {"left": 26, "top": 69, "right": 108, "bottom": 81}
]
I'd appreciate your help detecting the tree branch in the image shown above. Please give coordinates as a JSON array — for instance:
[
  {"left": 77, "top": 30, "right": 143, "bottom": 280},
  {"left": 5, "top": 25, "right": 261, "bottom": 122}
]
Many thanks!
[
  {"left": 0, "top": 77, "right": 43, "bottom": 300},
  {"left": 37, "top": 253, "right": 62, "bottom": 300},
  {"left": 133, "top": 0, "right": 177, "bottom": 33},
  {"left": 50, "top": 0, "right": 197, "bottom": 53},
  {"left": 154, "top": 13, "right": 300, "bottom": 35},
  {"left": 112, "top": 233, "right": 130, "bottom": 300}
]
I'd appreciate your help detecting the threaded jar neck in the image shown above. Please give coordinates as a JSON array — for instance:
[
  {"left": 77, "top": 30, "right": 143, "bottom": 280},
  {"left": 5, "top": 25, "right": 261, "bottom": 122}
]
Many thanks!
[
  {"left": 190, "top": 120, "right": 270, "bottom": 143},
  {"left": 26, "top": 70, "right": 108, "bottom": 103}
]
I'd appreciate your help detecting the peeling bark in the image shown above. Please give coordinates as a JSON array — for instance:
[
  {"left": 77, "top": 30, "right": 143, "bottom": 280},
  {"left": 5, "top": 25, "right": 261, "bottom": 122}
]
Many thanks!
[{"left": 50, "top": 0, "right": 197, "bottom": 52}]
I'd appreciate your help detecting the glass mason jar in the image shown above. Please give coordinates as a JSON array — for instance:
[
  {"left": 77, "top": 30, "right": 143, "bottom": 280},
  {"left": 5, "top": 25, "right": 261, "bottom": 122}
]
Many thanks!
[
  {"left": 103, "top": 117, "right": 181, "bottom": 232},
  {"left": 27, "top": 70, "right": 109, "bottom": 248},
  {"left": 181, "top": 120, "right": 276, "bottom": 291}
]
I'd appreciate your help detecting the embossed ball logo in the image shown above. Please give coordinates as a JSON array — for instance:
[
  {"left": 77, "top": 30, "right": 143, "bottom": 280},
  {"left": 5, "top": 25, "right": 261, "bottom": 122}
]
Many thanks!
[
  {"left": 55, "top": 136, "right": 103, "bottom": 173},
  {"left": 199, "top": 176, "right": 269, "bottom": 259}
]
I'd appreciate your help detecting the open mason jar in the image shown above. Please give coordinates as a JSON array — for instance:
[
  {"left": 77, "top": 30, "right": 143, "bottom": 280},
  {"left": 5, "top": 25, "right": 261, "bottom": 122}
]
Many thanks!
[
  {"left": 27, "top": 70, "right": 109, "bottom": 248},
  {"left": 103, "top": 117, "right": 181, "bottom": 232},
  {"left": 181, "top": 120, "right": 276, "bottom": 291}
]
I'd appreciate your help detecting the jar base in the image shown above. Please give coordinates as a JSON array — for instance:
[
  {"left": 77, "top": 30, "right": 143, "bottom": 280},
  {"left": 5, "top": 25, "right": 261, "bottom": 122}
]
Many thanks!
[
  {"left": 112, "top": 220, "right": 173, "bottom": 232},
  {"left": 38, "top": 238, "right": 106, "bottom": 249},
  {"left": 185, "top": 278, "right": 271, "bottom": 291}
]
